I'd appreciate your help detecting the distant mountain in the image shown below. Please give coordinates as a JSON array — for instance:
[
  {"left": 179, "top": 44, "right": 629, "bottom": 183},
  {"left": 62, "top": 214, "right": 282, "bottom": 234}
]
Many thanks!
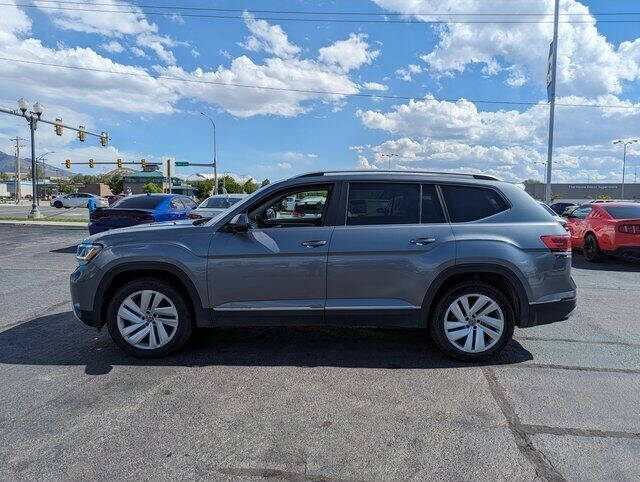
[{"left": 0, "top": 151, "right": 74, "bottom": 178}]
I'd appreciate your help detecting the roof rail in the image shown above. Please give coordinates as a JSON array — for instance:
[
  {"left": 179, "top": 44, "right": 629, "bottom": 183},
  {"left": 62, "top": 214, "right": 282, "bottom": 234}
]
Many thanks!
[{"left": 294, "top": 170, "right": 501, "bottom": 181}]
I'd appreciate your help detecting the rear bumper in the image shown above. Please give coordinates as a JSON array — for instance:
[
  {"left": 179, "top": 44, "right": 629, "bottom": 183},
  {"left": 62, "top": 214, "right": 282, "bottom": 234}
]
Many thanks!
[{"left": 523, "top": 297, "right": 577, "bottom": 328}]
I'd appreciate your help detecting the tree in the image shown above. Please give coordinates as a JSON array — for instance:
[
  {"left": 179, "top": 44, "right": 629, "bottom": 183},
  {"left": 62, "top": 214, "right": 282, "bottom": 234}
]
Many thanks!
[
  {"left": 143, "top": 182, "right": 163, "bottom": 193},
  {"left": 243, "top": 179, "right": 259, "bottom": 194},
  {"left": 217, "top": 175, "right": 242, "bottom": 194},
  {"left": 1, "top": 172, "right": 10, "bottom": 181},
  {"left": 261, "top": 178, "right": 270, "bottom": 187},
  {"left": 192, "top": 179, "right": 214, "bottom": 200},
  {"left": 522, "top": 179, "right": 542, "bottom": 185},
  {"left": 106, "top": 174, "right": 124, "bottom": 195}
]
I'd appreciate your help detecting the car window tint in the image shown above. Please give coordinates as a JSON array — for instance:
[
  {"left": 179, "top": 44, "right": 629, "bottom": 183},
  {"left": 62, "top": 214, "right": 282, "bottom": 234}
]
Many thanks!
[
  {"left": 181, "top": 197, "right": 196, "bottom": 209},
  {"left": 171, "top": 198, "right": 185, "bottom": 210},
  {"left": 114, "top": 196, "right": 164, "bottom": 209},
  {"left": 441, "top": 185, "right": 508, "bottom": 222},
  {"left": 421, "top": 185, "right": 446, "bottom": 223},
  {"left": 347, "top": 183, "right": 419, "bottom": 226},
  {"left": 604, "top": 205, "right": 640, "bottom": 219},
  {"left": 571, "top": 207, "right": 592, "bottom": 219},
  {"left": 248, "top": 187, "right": 330, "bottom": 228}
]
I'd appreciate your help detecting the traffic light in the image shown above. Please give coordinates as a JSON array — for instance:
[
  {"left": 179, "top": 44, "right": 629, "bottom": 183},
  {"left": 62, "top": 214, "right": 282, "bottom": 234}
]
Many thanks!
[
  {"left": 100, "top": 132, "right": 108, "bottom": 147},
  {"left": 89, "top": 158, "right": 94, "bottom": 169},
  {"left": 65, "top": 159, "right": 71, "bottom": 169},
  {"left": 55, "top": 118, "right": 63, "bottom": 136},
  {"left": 140, "top": 158, "right": 146, "bottom": 169},
  {"left": 117, "top": 158, "right": 123, "bottom": 169},
  {"left": 78, "top": 125, "right": 85, "bottom": 142}
]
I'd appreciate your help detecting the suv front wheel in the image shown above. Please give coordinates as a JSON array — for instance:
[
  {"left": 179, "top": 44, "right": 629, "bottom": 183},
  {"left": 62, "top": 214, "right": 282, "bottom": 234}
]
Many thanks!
[
  {"left": 106, "top": 278, "right": 193, "bottom": 357},
  {"left": 430, "top": 281, "right": 514, "bottom": 362}
]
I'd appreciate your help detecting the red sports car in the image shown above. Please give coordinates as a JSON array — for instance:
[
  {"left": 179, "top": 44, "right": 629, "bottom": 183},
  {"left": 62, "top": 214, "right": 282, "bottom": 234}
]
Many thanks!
[{"left": 565, "top": 202, "right": 640, "bottom": 262}]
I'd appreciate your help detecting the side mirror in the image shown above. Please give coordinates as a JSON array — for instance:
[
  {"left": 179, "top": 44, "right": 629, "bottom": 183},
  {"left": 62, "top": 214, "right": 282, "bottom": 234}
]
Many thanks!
[{"left": 225, "top": 213, "right": 250, "bottom": 233}]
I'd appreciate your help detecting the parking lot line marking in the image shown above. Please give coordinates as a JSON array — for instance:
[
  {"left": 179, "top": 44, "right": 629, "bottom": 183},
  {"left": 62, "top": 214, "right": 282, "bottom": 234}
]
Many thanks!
[
  {"left": 481, "top": 366, "right": 566, "bottom": 481},
  {"left": 507, "top": 363, "right": 640, "bottom": 375},
  {"left": 516, "top": 336, "right": 640, "bottom": 348},
  {"left": 521, "top": 424, "right": 640, "bottom": 440}
]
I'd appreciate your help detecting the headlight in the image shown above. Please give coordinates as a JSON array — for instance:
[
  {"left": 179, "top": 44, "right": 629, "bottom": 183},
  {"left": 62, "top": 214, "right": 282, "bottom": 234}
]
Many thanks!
[{"left": 76, "top": 243, "right": 102, "bottom": 265}]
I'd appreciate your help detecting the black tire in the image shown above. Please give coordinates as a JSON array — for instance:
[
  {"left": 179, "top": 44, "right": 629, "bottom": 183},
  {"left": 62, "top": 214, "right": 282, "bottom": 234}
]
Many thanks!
[
  {"left": 429, "top": 281, "right": 515, "bottom": 362},
  {"left": 583, "top": 233, "right": 602, "bottom": 263},
  {"left": 106, "top": 278, "right": 194, "bottom": 358},
  {"left": 53, "top": 200, "right": 62, "bottom": 208}
]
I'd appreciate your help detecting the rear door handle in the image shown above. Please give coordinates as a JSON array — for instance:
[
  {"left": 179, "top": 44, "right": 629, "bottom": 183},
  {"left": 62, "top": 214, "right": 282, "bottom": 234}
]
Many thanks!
[
  {"left": 301, "top": 240, "right": 327, "bottom": 248},
  {"left": 410, "top": 237, "right": 436, "bottom": 245}
]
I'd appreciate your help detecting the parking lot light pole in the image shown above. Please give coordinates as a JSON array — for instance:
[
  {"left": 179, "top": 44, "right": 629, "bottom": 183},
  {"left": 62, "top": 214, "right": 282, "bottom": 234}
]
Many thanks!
[
  {"left": 613, "top": 139, "right": 637, "bottom": 199},
  {"left": 200, "top": 112, "right": 217, "bottom": 194},
  {"left": 17, "top": 98, "right": 45, "bottom": 220}
]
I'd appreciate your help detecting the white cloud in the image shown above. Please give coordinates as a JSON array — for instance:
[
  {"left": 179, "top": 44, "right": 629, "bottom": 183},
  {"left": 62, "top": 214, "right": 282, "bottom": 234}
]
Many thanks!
[
  {"left": 318, "top": 33, "right": 379, "bottom": 72},
  {"left": 101, "top": 40, "right": 124, "bottom": 53},
  {"left": 395, "top": 64, "right": 421, "bottom": 82},
  {"left": 362, "top": 81, "right": 388, "bottom": 91},
  {"left": 34, "top": 0, "right": 180, "bottom": 64},
  {"left": 373, "top": 0, "right": 640, "bottom": 97},
  {"left": 130, "top": 47, "right": 146, "bottom": 57},
  {"left": 240, "top": 12, "right": 300, "bottom": 59},
  {"left": 277, "top": 162, "right": 292, "bottom": 169}
]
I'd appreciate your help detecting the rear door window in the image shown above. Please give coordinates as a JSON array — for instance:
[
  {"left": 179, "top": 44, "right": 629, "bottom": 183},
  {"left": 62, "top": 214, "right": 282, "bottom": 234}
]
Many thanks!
[
  {"left": 347, "top": 183, "right": 419, "bottom": 225},
  {"left": 114, "top": 196, "right": 164, "bottom": 209},
  {"left": 421, "top": 185, "right": 446, "bottom": 223},
  {"left": 440, "top": 185, "right": 508, "bottom": 222}
]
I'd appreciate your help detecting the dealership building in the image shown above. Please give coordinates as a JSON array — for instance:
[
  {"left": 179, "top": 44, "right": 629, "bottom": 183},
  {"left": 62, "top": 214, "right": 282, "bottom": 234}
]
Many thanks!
[{"left": 525, "top": 183, "right": 640, "bottom": 202}]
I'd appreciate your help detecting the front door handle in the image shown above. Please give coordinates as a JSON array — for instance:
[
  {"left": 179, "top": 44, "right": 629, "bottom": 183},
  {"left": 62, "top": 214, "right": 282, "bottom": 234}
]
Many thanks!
[
  {"left": 410, "top": 237, "right": 436, "bottom": 245},
  {"left": 301, "top": 240, "right": 327, "bottom": 248}
]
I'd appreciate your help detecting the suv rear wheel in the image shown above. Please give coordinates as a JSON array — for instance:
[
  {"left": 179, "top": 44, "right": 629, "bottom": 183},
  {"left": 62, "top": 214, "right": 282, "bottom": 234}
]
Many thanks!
[
  {"left": 430, "top": 281, "right": 514, "bottom": 362},
  {"left": 106, "top": 278, "right": 193, "bottom": 357}
]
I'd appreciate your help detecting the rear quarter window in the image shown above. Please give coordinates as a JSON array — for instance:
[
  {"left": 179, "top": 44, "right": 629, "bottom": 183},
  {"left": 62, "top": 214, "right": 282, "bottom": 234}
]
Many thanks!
[{"left": 441, "top": 185, "right": 508, "bottom": 222}]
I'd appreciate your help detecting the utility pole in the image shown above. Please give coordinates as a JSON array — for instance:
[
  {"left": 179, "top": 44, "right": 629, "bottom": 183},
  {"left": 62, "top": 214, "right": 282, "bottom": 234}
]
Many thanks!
[
  {"left": 10, "top": 136, "right": 25, "bottom": 204},
  {"left": 545, "top": 0, "right": 560, "bottom": 204}
]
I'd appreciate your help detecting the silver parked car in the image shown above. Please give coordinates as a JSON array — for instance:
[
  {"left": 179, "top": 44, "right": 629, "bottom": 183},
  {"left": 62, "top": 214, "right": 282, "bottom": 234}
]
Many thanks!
[
  {"left": 71, "top": 170, "right": 576, "bottom": 361},
  {"left": 189, "top": 194, "right": 248, "bottom": 219},
  {"left": 51, "top": 192, "right": 108, "bottom": 208}
]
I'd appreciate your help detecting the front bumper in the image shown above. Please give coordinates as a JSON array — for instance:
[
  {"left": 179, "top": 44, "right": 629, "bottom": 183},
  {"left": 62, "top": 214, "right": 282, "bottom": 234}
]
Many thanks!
[
  {"left": 524, "top": 297, "right": 577, "bottom": 327},
  {"left": 70, "top": 263, "right": 103, "bottom": 328}
]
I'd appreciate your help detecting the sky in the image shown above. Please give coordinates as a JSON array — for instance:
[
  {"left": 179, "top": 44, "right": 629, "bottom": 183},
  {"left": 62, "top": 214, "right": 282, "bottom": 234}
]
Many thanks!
[{"left": 2, "top": 0, "right": 640, "bottom": 184}]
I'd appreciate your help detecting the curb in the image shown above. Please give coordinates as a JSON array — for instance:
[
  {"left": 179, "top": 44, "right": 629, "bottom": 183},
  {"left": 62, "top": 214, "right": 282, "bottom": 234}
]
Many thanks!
[{"left": 0, "top": 220, "right": 88, "bottom": 228}]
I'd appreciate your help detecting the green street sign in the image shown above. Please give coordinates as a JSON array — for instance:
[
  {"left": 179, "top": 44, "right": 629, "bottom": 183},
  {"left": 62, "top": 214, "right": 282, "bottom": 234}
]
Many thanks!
[{"left": 174, "top": 162, "right": 189, "bottom": 166}]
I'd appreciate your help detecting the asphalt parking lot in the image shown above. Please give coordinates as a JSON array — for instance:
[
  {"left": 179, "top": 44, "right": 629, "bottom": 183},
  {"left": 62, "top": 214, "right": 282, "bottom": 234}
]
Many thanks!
[{"left": 0, "top": 224, "right": 639, "bottom": 480}]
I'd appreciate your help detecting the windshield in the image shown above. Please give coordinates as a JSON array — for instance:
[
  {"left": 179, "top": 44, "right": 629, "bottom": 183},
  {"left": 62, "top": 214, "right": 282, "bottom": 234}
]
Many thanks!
[
  {"left": 604, "top": 205, "right": 640, "bottom": 219},
  {"left": 200, "top": 197, "right": 244, "bottom": 209},
  {"left": 113, "top": 196, "right": 164, "bottom": 209}
]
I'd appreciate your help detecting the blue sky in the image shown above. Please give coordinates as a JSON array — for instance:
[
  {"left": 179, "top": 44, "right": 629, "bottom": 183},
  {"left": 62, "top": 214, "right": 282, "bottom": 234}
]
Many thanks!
[{"left": 2, "top": 0, "right": 640, "bottom": 183}]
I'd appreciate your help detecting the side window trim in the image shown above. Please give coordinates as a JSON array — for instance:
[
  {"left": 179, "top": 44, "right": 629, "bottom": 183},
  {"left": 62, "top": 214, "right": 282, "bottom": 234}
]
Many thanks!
[
  {"left": 435, "top": 184, "right": 451, "bottom": 223},
  {"left": 420, "top": 183, "right": 448, "bottom": 224}
]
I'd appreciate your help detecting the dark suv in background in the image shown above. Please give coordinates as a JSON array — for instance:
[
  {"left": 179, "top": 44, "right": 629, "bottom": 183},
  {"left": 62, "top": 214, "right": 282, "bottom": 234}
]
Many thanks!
[{"left": 71, "top": 171, "right": 576, "bottom": 361}]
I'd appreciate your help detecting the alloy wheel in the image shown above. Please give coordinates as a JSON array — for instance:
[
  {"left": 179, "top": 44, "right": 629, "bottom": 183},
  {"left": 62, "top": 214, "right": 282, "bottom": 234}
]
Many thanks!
[
  {"left": 444, "top": 293, "right": 505, "bottom": 353},
  {"left": 117, "top": 290, "right": 179, "bottom": 350}
]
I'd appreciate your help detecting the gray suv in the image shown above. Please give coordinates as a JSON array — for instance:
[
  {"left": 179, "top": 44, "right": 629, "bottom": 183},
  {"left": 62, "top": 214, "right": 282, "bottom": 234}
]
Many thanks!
[{"left": 70, "top": 171, "right": 576, "bottom": 361}]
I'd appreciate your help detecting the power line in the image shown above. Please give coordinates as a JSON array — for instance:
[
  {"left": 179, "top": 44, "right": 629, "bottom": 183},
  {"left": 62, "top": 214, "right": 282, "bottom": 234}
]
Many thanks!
[
  {"left": 27, "top": 0, "right": 640, "bottom": 18},
  {"left": 7, "top": 3, "right": 640, "bottom": 24},
  {"left": 1, "top": 56, "right": 638, "bottom": 110}
]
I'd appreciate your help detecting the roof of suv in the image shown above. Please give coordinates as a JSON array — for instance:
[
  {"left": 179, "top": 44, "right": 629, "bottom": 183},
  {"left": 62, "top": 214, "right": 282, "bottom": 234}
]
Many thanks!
[{"left": 294, "top": 169, "right": 501, "bottom": 182}]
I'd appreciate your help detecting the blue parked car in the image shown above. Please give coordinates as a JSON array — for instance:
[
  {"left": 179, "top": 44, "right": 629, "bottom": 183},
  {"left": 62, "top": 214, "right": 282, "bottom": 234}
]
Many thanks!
[{"left": 88, "top": 193, "right": 197, "bottom": 235}]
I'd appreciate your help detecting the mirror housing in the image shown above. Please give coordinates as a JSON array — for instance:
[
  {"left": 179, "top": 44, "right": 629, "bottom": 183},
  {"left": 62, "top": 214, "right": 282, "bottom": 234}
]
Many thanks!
[{"left": 225, "top": 213, "right": 250, "bottom": 233}]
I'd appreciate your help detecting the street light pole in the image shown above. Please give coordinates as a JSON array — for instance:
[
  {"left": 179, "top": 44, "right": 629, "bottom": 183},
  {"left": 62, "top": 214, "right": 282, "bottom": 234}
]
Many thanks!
[
  {"left": 35, "top": 151, "right": 54, "bottom": 205},
  {"left": 200, "top": 112, "right": 217, "bottom": 195},
  {"left": 613, "top": 139, "right": 637, "bottom": 200},
  {"left": 380, "top": 153, "right": 399, "bottom": 169},
  {"left": 17, "top": 98, "right": 45, "bottom": 219}
]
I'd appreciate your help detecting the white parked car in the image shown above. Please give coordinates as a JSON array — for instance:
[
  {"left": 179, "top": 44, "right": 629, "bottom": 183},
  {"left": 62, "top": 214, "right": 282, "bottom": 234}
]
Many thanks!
[
  {"left": 50, "top": 193, "right": 108, "bottom": 209},
  {"left": 189, "top": 194, "right": 248, "bottom": 219}
]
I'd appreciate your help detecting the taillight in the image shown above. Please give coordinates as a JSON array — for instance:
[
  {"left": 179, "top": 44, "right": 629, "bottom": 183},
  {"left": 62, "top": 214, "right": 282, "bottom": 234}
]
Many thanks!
[
  {"left": 540, "top": 234, "right": 571, "bottom": 252},
  {"left": 188, "top": 213, "right": 202, "bottom": 219},
  {"left": 618, "top": 224, "right": 640, "bottom": 234}
]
